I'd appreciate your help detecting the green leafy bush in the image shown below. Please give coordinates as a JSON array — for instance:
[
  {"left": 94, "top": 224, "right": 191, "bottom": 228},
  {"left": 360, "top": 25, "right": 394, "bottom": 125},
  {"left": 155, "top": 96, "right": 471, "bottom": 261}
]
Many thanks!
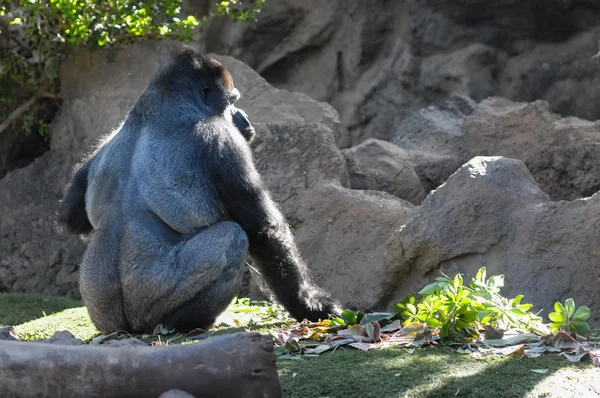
[
  {"left": 0, "top": 0, "right": 264, "bottom": 137},
  {"left": 548, "top": 298, "right": 591, "bottom": 335},
  {"left": 394, "top": 267, "right": 547, "bottom": 341},
  {"left": 336, "top": 267, "right": 594, "bottom": 344}
]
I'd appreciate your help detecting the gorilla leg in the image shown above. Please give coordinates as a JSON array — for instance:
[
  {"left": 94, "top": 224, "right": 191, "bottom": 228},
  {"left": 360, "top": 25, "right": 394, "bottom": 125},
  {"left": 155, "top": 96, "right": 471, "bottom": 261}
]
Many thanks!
[
  {"left": 162, "top": 221, "right": 248, "bottom": 331},
  {"left": 123, "top": 221, "right": 249, "bottom": 333}
]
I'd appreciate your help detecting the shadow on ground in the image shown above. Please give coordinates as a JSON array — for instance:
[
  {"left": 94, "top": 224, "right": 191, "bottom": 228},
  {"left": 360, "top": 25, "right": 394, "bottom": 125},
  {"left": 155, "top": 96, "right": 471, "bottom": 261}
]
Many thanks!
[{"left": 278, "top": 345, "right": 598, "bottom": 398}]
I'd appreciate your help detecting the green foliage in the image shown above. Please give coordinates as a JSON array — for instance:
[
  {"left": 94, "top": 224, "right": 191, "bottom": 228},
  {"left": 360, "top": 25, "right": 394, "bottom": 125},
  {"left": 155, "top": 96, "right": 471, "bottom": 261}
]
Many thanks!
[
  {"left": 393, "top": 267, "right": 547, "bottom": 341},
  {"left": 0, "top": 0, "right": 265, "bottom": 137},
  {"left": 548, "top": 298, "right": 591, "bottom": 335},
  {"left": 1, "top": 1, "right": 200, "bottom": 100},
  {"left": 216, "top": 0, "right": 264, "bottom": 22}
]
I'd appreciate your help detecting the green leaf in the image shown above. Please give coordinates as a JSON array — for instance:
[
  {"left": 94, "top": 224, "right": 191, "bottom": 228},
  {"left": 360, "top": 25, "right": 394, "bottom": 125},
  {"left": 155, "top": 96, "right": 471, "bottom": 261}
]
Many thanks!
[
  {"left": 355, "top": 312, "right": 365, "bottom": 325},
  {"left": 572, "top": 306, "right": 591, "bottom": 322},
  {"left": 475, "top": 267, "right": 486, "bottom": 282},
  {"left": 461, "top": 310, "right": 478, "bottom": 323},
  {"left": 531, "top": 369, "right": 549, "bottom": 374},
  {"left": 488, "top": 275, "right": 504, "bottom": 289},
  {"left": 564, "top": 298, "right": 576, "bottom": 319},
  {"left": 519, "top": 303, "right": 533, "bottom": 311},
  {"left": 365, "top": 321, "right": 381, "bottom": 342},
  {"left": 570, "top": 321, "right": 592, "bottom": 334},
  {"left": 554, "top": 301, "right": 566, "bottom": 318},
  {"left": 455, "top": 319, "right": 470, "bottom": 331},
  {"left": 359, "top": 312, "right": 394, "bottom": 326},
  {"left": 419, "top": 282, "right": 439, "bottom": 296},
  {"left": 453, "top": 273, "right": 463, "bottom": 289},
  {"left": 341, "top": 310, "right": 357, "bottom": 325},
  {"left": 406, "top": 304, "right": 417, "bottom": 315},
  {"left": 549, "top": 322, "right": 563, "bottom": 332},
  {"left": 548, "top": 312, "right": 564, "bottom": 323}
]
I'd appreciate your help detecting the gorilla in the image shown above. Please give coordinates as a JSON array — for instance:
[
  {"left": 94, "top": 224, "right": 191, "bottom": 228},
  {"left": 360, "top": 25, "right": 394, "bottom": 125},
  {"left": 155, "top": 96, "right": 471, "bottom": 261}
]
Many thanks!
[{"left": 58, "top": 44, "right": 340, "bottom": 334}]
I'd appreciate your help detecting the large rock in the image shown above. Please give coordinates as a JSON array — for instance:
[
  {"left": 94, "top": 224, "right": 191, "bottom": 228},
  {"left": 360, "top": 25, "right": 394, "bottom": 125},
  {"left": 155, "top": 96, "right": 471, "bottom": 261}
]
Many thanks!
[
  {"left": 37, "top": 330, "right": 85, "bottom": 346},
  {"left": 204, "top": 1, "right": 600, "bottom": 146},
  {"left": 391, "top": 94, "right": 476, "bottom": 191},
  {"left": 341, "top": 139, "right": 425, "bottom": 205},
  {"left": 295, "top": 184, "right": 413, "bottom": 310},
  {"left": 463, "top": 97, "right": 600, "bottom": 200},
  {"left": 383, "top": 157, "right": 600, "bottom": 325}
]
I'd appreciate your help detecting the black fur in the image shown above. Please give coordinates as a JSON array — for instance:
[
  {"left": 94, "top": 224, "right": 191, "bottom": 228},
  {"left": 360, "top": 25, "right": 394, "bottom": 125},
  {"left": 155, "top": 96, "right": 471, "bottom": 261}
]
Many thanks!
[{"left": 58, "top": 44, "right": 340, "bottom": 334}]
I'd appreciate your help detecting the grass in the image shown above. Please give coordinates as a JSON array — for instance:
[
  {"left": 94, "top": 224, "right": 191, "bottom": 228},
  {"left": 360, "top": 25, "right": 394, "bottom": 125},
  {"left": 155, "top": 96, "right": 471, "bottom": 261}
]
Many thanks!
[
  {"left": 1, "top": 293, "right": 598, "bottom": 397},
  {"left": 278, "top": 347, "right": 599, "bottom": 397}
]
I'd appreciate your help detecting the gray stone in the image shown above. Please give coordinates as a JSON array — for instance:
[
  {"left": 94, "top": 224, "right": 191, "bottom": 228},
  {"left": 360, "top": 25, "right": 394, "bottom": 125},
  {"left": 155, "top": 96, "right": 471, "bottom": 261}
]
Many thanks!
[
  {"left": 38, "top": 330, "right": 85, "bottom": 346},
  {"left": 342, "top": 139, "right": 426, "bottom": 204},
  {"left": 391, "top": 94, "right": 476, "bottom": 191},
  {"left": 463, "top": 97, "right": 600, "bottom": 200}
]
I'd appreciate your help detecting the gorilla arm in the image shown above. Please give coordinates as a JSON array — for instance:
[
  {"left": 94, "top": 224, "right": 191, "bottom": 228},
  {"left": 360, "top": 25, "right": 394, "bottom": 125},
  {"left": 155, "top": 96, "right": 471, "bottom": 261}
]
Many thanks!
[
  {"left": 58, "top": 161, "right": 93, "bottom": 235},
  {"left": 210, "top": 130, "right": 341, "bottom": 322}
]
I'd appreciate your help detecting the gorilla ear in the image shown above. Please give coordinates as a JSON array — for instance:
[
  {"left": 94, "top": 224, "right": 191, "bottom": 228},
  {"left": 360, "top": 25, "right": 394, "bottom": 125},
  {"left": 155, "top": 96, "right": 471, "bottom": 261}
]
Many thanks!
[{"left": 200, "top": 86, "right": 211, "bottom": 102}]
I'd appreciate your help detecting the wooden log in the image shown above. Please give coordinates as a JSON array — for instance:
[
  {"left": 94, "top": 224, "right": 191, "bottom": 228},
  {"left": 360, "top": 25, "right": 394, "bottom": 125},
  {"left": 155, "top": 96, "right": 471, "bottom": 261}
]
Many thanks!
[{"left": 0, "top": 332, "right": 281, "bottom": 398}]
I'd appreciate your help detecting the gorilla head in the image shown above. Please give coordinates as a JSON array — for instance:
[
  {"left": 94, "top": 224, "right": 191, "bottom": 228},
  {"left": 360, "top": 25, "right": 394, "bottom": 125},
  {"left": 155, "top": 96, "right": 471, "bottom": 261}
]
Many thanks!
[{"left": 152, "top": 45, "right": 240, "bottom": 118}]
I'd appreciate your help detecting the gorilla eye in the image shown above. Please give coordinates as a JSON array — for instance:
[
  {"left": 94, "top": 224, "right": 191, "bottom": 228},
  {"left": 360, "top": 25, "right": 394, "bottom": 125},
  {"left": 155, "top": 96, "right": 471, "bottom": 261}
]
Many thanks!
[{"left": 200, "top": 86, "right": 211, "bottom": 101}]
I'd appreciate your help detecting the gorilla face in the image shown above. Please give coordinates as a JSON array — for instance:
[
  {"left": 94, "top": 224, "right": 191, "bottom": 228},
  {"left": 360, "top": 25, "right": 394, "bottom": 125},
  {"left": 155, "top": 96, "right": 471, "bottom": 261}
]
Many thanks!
[
  {"left": 153, "top": 45, "right": 241, "bottom": 118},
  {"left": 198, "top": 57, "right": 241, "bottom": 117}
]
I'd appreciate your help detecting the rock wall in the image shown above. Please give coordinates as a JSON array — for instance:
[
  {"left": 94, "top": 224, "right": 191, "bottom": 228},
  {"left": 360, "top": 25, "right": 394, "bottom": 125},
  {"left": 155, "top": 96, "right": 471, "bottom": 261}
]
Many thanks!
[{"left": 204, "top": 0, "right": 600, "bottom": 147}]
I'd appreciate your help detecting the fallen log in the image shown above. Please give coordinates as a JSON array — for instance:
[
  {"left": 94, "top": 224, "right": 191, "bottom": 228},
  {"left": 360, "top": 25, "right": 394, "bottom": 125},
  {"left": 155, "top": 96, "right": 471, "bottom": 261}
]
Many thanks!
[{"left": 0, "top": 332, "right": 280, "bottom": 398}]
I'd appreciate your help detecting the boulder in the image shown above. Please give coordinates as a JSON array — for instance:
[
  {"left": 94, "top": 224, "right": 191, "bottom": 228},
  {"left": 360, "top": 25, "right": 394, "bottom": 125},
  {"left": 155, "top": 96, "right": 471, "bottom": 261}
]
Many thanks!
[
  {"left": 249, "top": 123, "right": 349, "bottom": 226},
  {"left": 499, "top": 26, "right": 600, "bottom": 123},
  {"left": 341, "top": 139, "right": 425, "bottom": 204},
  {"left": 463, "top": 97, "right": 600, "bottom": 200},
  {"left": 391, "top": 94, "right": 476, "bottom": 191},
  {"left": 37, "top": 330, "right": 85, "bottom": 346},
  {"left": 294, "top": 184, "right": 413, "bottom": 311},
  {"left": 383, "top": 156, "right": 600, "bottom": 325}
]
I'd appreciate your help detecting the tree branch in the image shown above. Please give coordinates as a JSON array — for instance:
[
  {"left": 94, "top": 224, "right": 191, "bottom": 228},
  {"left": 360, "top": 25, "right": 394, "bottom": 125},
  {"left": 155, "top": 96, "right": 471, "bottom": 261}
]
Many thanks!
[
  {"left": 0, "top": 91, "right": 63, "bottom": 136},
  {"left": 0, "top": 332, "right": 281, "bottom": 398}
]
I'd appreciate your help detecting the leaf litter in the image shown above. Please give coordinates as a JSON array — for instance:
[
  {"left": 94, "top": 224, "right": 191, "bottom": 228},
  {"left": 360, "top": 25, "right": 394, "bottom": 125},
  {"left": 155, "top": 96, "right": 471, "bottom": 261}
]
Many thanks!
[{"left": 268, "top": 315, "right": 600, "bottom": 366}]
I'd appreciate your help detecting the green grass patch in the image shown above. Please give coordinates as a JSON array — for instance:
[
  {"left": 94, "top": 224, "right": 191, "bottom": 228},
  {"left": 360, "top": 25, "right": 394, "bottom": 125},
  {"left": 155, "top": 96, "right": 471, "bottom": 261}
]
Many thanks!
[
  {"left": 278, "top": 347, "right": 599, "bottom": 398},
  {"left": 1, "top": 293, "right": 597, "bottom": 397},
  {"left": 0, "top": 293, "right": 83, "bottom": 326}
]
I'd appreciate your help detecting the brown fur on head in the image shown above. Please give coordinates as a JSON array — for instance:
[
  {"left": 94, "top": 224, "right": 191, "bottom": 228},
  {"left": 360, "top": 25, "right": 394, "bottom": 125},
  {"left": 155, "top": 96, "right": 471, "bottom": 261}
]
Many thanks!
[{"left": 206, "top": 57, "right": 234, "bottom": 93}]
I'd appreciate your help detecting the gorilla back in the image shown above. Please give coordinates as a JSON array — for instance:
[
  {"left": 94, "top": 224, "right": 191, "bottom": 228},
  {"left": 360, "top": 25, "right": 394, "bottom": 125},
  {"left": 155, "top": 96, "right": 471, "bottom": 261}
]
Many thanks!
[{"left": 59, "top": 44, "right": 340, "bottom": 334}]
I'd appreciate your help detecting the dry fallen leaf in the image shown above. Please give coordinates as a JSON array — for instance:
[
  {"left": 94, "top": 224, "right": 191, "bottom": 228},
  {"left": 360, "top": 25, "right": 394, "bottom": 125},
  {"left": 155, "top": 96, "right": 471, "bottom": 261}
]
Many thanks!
[
  {"left": 349, "top": 342, "right": 376, "bottom": 351},
  {"left": 531, "top": 369, "right": 549, "bottom": 374}
]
